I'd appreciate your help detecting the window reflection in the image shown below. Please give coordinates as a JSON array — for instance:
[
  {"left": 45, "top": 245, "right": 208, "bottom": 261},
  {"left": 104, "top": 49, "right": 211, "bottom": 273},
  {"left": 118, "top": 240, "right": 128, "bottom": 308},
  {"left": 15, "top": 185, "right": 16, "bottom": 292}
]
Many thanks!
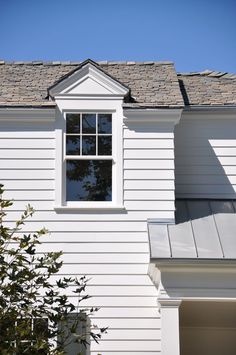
[
  {"left": 98, "top": 114, "right": 112, "bottom": 134},
  {"left": 82, "top": 136, "right": 96, "bottom": 155},
  {"left": 98, "top": 136, "right": 112, "bottom": 155},
  {"left": 82, "top": 114, "right": 96, "bottom": 134},
  {"left": 66, "top": 160, "right": 112, "bottom": 201},
  {"left": 66, "top": 136, "right": 80, "bottom": 155},
  {"left": 66, "top": 114, "right": 80, "bottom": 133}
]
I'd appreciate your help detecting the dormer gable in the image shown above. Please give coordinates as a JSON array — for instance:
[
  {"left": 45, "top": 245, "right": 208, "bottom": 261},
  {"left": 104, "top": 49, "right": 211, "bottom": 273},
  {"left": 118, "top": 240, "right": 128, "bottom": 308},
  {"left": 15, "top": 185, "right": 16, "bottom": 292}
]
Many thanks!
[{"left": 48, "top": 59, "right": 130, "bottom": 99}]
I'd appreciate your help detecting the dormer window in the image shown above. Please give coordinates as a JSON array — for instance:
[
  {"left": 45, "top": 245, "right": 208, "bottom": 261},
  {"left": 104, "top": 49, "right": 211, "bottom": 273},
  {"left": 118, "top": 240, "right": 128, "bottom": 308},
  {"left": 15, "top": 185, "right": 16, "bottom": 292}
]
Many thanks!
[
  {"left": 51, "top": 59, "right": 129, "bottom": 210},
  {"left": 66, "top": 113, "right": 112, "bottom": 201}
]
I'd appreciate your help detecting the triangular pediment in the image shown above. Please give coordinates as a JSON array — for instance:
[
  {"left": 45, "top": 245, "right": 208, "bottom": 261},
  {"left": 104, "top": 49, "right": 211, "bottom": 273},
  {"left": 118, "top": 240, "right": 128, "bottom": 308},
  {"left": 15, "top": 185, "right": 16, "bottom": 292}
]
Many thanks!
[{"left": 48, "top": 59, "right": 129, "bottom": 98}]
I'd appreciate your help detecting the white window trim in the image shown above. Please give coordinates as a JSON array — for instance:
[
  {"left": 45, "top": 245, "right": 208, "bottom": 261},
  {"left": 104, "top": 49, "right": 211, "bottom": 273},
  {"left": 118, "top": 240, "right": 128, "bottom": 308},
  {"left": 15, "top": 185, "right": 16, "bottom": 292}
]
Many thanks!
[
  {"left": 51, "top": 61, "right": 129, "bottom": 212},
  {"left": 54, "top": 107, "right": 124, "bottom": 211}
]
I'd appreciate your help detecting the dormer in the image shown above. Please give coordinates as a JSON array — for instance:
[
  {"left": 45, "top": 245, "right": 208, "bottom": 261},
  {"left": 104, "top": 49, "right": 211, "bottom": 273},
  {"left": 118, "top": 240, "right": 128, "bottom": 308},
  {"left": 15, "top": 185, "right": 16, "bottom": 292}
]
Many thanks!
[{"left": 52, "top": 59, "right": 129, "bottom": 210}]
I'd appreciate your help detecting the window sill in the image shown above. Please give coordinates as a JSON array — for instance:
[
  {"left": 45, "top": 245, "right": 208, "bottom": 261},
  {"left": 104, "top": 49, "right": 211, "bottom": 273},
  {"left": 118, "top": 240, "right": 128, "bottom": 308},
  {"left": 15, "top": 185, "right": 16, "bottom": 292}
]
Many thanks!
[{"left": 54, "top": 204, "right": 126, "bottom": 213}]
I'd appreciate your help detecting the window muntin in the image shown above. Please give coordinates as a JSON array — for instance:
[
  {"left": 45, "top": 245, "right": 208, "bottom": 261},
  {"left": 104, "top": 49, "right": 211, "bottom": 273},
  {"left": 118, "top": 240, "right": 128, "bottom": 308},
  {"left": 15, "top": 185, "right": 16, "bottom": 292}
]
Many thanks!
[{"left": 65, "top": 113, "right": 112, "bottom": 202}]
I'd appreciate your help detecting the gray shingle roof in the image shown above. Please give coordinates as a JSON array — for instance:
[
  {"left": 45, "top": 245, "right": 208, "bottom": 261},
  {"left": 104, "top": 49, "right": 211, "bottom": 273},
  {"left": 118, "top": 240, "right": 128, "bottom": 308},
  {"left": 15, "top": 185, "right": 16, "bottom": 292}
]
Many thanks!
[
  {"left": 0, "top": 60, "right": 184, "bottom": 108},
  {"left": 149, "top": 199, "right": 236, "bottom": 261},
  {"left": 178, "top": 71, "right": 236, "bottom": 106},
  {"left": 1, "top": 61, "right": 235, "bottom": 108}
]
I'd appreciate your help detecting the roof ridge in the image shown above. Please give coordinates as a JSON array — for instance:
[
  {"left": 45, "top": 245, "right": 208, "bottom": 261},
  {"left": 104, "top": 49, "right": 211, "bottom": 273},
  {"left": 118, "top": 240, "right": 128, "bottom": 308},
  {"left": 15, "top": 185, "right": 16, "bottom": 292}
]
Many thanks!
[
  {"left": 0, "top": 60, "right": 174, "bottom": 66},
  {"left": 178, "top": 70, "right": 236, "bottom": 79}
]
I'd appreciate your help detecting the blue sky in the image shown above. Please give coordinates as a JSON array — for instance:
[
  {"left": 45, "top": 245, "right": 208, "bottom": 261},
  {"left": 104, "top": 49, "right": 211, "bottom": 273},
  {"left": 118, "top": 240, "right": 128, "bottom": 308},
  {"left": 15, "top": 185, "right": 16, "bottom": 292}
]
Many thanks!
[{"left": 1, "top": 0, "right": 235, "bottom": 73}]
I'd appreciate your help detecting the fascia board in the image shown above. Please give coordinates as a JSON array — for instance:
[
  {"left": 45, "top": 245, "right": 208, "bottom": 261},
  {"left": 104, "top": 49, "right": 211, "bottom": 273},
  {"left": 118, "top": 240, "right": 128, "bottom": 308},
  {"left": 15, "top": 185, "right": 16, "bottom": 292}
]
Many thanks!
[
  {"left": 183, "top": 106, "right": 236, "bottom": 119},
  {"left": 49, "top": 63, "right": 129, "bottom": 97},
  {"left": 123, "top": 108, "right": 183, "bottom": 124},
  {"left": 0, "top": 108, "right": 56, "bottom": 122},
  {"left": 152, "top": 259, "right": 236, "bottom": 270}
]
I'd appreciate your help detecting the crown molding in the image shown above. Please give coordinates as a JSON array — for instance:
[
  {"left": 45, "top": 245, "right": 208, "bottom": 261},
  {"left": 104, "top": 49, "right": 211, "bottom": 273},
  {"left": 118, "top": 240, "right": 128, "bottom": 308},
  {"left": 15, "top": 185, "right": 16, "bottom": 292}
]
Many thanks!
[{"left": 123, "top": 108, "right": 183, "bottom": 124}]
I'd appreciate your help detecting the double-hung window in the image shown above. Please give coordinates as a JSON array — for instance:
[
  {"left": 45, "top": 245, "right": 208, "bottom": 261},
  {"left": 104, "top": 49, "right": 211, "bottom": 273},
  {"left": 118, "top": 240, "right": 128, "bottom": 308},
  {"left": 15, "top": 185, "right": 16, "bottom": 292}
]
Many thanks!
[{"left": 65, "top": 113, "right": 113, "bottom": 202}]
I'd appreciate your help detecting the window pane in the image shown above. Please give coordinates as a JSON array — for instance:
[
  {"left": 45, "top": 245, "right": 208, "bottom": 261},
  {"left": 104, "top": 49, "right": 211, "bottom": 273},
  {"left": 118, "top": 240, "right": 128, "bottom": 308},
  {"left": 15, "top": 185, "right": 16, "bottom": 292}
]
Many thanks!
[
  {"left": 66, "top": 160, "right": 112, "bottom": 201},
  {"left": 98, "top": 136, "right": 112, "bottom": 155},
  {"left": 82, "top": 136, "right": 96, "bottom": 155},
  {"left": 66, "top": 114, "right": 80, "bottom": 133},
  {"left": 82, "top": 114, "right": 96, "bottom": 134},
  {"left": 98, "top": 114, "right": 112, "bottom": 134},
  {"left": 66, "top": 136, "right": 80, "bottom": 155}
]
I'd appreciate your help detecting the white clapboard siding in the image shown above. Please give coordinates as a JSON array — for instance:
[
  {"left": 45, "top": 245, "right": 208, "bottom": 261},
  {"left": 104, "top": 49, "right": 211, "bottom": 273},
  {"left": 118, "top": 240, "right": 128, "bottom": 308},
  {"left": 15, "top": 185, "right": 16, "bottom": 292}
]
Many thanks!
[
  {"left": 124, "top": 190, "right": 174, "bottom": 200},
  {"left": 124, "top": 169, "right": 175, "bottom": 179},
  {"left": 124, "top": 139, "right": 174, "bottom": 149},
  {"left": 5, "top": 220, "right": 148, "bottom": 232},
  {"left": 4, "top": 190, "right": 54, "bottom": 200},
  {"left": 124, "top": 200, "right": 175, "bottom": 211},
  {"left": 59, "top": 264, "right": 149, "bottom": 275},
  {"left": 0, "top": 138, "right": 54, "bottom": 149},
  {"left": 0, "top": 169, "right": 55, "bottom": 179},
  {"left": 1, "top": 180, "right": 54, "bottom": 190},
  {"left": 33, "top": 253, "right": 149, "bottom": 264},
  {"left": 0, "top": 159, "right": 55, "bottom": 169},
  {"left": 10, "top": 231, "right": 148, "bottom": 243},
  {"left": 56, "top": 285, "right": 157, "bottom": 296},
  {"left": 0, "top": 130, "right": 55, "bottom": 138},
  {"left": 176, "top": 156, "right": 236, "bottom": 166},
  {"left": 176, "top": 146, "right": 236, "bottom": 157},
  {"left": 0, "top": 117, "right": 179, "bottom": 355},
  {"left": 124, "top": 149, "right": 174, "bottom": 159},
  {"left": 124, "top": 180, "right": 175, "bottom": 190},
  {"left": 124, "top": 159, "right": 174, "bottom": 169},
  {"left": 5, "top": 210, "right": 173, "bottom": 221},
  {"left": 101, "top": 329, "right": 161, "bottom": 340},
  {"left": 6, "top": 200, "right": 54, "bottom": 210},
  {"left": 91, "top": 340, "right": 161, "bottom": 352},
  {"left": 68, "top": 296, "right": 157, "bottom": 307},
  {"left": 93, "top": 307, "right": 159, "bottom": 318},
  {"left": 175, "top": 115, "right": 236, "bottom": 198},
  {"left": 89, "top": 318, "right": 161, "bottom": 329},
  {"left": 18, "top": 242, "right": 149, "bottom": 253},
  {"left": 176, "top": 165, "right": 236, "bottom": 175},
  {"left": 49, "top": 275, "right": 153, "bottom": 286},
  {"left": 0, "top": 149, "right": 55, "bottom": 159}
]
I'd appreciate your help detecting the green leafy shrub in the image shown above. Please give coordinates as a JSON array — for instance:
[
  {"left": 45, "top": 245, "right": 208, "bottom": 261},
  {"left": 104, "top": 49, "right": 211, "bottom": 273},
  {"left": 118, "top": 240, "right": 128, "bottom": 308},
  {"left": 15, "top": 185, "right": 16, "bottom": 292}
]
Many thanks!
[{"left": 0, "top": 184, "right": 106, "bottom": 355}]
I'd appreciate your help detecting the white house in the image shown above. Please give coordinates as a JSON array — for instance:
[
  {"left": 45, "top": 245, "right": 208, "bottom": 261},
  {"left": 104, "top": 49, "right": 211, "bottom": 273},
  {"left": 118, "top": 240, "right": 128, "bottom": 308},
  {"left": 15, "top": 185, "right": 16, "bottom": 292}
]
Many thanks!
[{"left": 0, "top": 59, "right": 236, "bottom": 355}]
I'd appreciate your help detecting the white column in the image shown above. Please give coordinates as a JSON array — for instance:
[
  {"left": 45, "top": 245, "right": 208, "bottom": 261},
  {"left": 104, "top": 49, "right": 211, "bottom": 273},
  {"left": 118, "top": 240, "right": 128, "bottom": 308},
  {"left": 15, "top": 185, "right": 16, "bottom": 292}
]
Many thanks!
[{"left": 158, "top": 299, "right": 182, "bottom": 355}]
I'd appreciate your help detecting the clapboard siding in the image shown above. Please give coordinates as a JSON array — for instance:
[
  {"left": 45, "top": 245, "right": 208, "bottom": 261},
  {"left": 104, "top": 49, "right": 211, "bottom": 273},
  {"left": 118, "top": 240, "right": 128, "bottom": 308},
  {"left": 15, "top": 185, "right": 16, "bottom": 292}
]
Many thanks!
[
  {"left": 175, "top": 114, "right": 236, "bottom": 198},
  {"left": 99, "top": 329, "right": 161, "bottom": 339},
  {"left": 0, "top": 117, "right": 177, "bottom": 354},
  {"left": 124, "top": 139, "right": 174, "bottom": 149},
  {"left": 0, "top": 138, "right": 54, "bottom": 149},
  {"left": 33, "top": 231, "right": 148, "bottom": 243},
  {"left": 0, "top": 169, "right": 55, "bottom": 179},
  {"left": 10, "top": 242, "right": 149, "bottom": 253},
  {"left": 91, "top": 340, "right": 161, "bottom": 352},
  {"left": 49, "top": 275, "right": 153, "bottom": 286},
  {"left": 4, "top": 210, "right": 173, "bottom": 221}
]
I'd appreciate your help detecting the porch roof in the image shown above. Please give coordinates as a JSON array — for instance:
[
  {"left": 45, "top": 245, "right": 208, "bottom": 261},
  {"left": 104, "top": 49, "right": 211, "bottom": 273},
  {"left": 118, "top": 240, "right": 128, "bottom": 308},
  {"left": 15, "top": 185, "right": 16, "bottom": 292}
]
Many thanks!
[{"left": 148, "top": 199, "right": 236, "bottom": 260}]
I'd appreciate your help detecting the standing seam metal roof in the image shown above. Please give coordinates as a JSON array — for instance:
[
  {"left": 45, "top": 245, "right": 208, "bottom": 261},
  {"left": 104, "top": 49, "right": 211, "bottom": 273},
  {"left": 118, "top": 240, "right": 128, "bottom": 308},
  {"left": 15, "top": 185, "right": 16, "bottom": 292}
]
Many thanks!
[{"left": 148, "top": 199, "right": 236, "bottom": 260}]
